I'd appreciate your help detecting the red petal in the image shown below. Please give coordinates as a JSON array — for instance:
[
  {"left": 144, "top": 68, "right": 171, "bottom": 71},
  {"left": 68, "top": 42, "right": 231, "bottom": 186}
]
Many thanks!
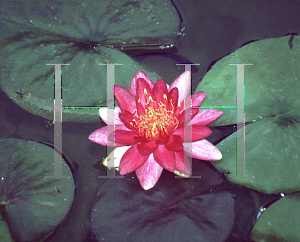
[
  {"left": 152, "top": 79, "right": 168, "bottom": 105},
  {"left": 119, "top": 144, "right": 149, "bottom": 175},
  {"left": 174, "top": 151, "right": 192, "bottom": 175},
  {"left": 137, "top": 141, "right": 158, "bottom": 156},
  {"left": 130, "top": 71, "right": 154, "bottom": 96},
  {"left": 174, "top": 106, "right": 181, "bottom": 117},
  {"left": 167, "top": 87, "right": 178, "bottom": 111},
  {"left": 108, "top": 130, "right": 139, "bottom": 145},
  {"left": 114, "top": 85, "right": 136, "bottom": 113},
  {"left": 173, "top": 125, "right": 212, "bottom": 142},
  {"left": 136, "top": 101, "right": 145, "bottom": 116},
  {"left": 136, "top": 78, "right": 153, "bottom": 107},
  {"left": 118, "top": 110, "right": 136, "bottom": 131},
  {"left": 189, "top": 109, "right": 223, "bottom": 126},
  {"left": 164, "top": 135, "right": 183, "bottom": 152},
  {"left": 153, "top": 145, "right": 175, "bottom": 173},
  {"left": 135, "top": 154, "right": 163, "bottom": 190}
]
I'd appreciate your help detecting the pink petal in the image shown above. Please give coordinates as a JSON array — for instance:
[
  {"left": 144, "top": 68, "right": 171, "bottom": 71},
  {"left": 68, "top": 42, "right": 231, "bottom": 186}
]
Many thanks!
[
  {"left": 137, "top": 141, "right": 158, "bottom": 156},
  {"left": 130, "top": 70, "right": 154, "bottom": 96},
  {"left": 174, "top": 151, "right": 192, "bottom": 175},
  {"left": 114, "top": 85, "right": 136, "bottom": 113},
  {"left": 189, "top": 109, "right": 223, "bottom": 126},
  {"left": 135, "top": 154, "right": 163, "bottom": 190},
  {"left": 89, "top": 126, "right": 126, "bottom": 147},
  {"left": 173, "top": 125, "right": 212, "bottom": 142},
  {"left": 119, "top": 144, "right": 149, "bottom": 175},
  {"left": 109, "top": 130, "right": 139, "bottom": 145},
  {"left": 99, "top": 107, "right": 124, "bottom": 125},
  {"left": 179, "top": 91, "right": 206, "bottom": 112},
  {"left": 169, "top": 71, "right": 191, "bottom": 104},
  {"left": 177, "top": 108, "right": 199, "bottom": 128},
  {"left": 153, "top": 145, "right": 175, "bottom": 172},
  {"left": 183, "top": 139, "right": 222, "bottom": 161},
  {"left": 164, "top": 135, "right": 183, "bottom": 152}
]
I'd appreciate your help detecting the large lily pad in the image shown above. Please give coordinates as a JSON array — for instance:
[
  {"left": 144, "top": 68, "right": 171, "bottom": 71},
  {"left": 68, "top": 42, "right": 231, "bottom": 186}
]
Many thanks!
[
  {"left": 251, "top": 192, "right": 300, "bottom": 241},
  {"left": 91, "top": 161, "right": 235, "bottom": 242},
  {"left": 195, "top": 36, "right": 300, "bottom": 194},
  {"left": 0, "top": 0, "right": 181, "bottom": 122},
  {"left": 0, "top": 138, "right": 75, "bottom": 241}
]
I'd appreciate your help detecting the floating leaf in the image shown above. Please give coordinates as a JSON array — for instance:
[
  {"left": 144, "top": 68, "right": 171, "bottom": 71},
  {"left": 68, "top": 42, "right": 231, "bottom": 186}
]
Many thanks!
[
  {"left": 195, "top": 36, "right": 300, "bottom": 194},
  {"left": 0, "top": 220, "right": 15, "bottom": 242},
  {"left": 0, "top": 138, "right": 75, "bottom": 241},
  {"left": 91, "top": 161, "right": 235, "bottom": 242},
  {"left": 0, "top": 0, "right": 181, "bottom": 122},
  {"left": 251, "top": 192, "right": 300, "bottom": 241}
]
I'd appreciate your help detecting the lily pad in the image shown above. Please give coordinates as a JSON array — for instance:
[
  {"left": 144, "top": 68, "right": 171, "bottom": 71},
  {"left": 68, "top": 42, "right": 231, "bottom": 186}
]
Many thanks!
[
  {"left": 0, "top": 138, "right": 75, "bottom": 241},
  {"left": 195, "top": 36, "right": 300, "bottom": 194},
  {"left": 0, "top": 0, "right": 181, "bottom": 122},
  {"left": 251, "top": 192, "right": 300, "bottom": 241},
  {"left": 0, "top": 220, "right": 15, "bottom": 242},
  {"left": 91, "top": 161, "right": 235, "bottom": 242}
]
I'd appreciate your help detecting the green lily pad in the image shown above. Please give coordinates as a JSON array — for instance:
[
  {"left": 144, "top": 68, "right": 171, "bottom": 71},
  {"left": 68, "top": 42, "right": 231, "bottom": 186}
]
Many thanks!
[
  {"left": 195, "top": 36, "right": 300, "bottom": 194},
  {"left": 251, "top": 192, "right": 300, "bottom": 241},
  {"left": 0, "top": 0, "right": 180, "bottom": 122},
  {"left": 0, "top": 220, "right": 15, "bottom": 242},
  {"left": 0, "top": 138, "right": 75, "bottom": 241},
  {"left": 195, "top": 35, "right": 300, "bottom": 126}
]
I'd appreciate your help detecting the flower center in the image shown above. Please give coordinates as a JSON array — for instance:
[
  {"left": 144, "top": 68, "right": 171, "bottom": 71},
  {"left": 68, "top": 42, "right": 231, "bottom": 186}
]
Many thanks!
[{"left": 131, "top": 95, "right": 179, "bottom": 140}]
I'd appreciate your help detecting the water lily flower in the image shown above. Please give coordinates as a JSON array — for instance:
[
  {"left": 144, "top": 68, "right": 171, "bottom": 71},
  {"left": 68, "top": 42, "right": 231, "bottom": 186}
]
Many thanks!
[{"left": 89, "top": 71, "right": 223, "bottom": 190}]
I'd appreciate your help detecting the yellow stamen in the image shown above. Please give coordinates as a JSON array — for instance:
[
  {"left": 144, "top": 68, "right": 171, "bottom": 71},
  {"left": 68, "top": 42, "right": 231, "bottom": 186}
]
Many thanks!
[{"left": 131, "top": 94, "right": 179, "bottom": 140}]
